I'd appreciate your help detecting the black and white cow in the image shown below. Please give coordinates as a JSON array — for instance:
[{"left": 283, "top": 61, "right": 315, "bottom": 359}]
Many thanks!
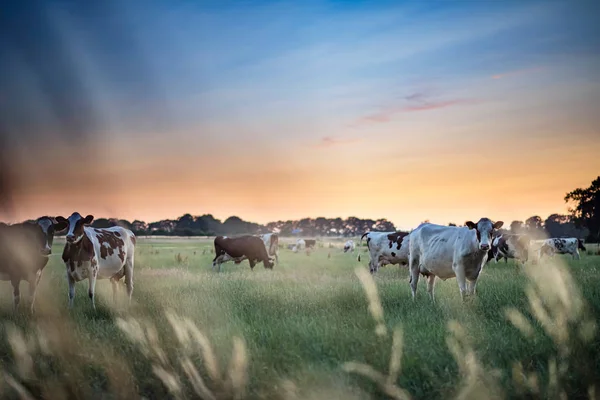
[
  {"left": 488, "top": 233, "right": 530, "bottom": 264},
  {"left": 358, "top": 231, "right": 410, "bottom": 274},
  {"left": 532, "top": 237, "right": 586, "bottom": 261}
]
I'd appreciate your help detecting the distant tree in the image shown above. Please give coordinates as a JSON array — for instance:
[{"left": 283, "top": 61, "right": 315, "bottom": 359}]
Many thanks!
[
  {"left": 525, "top": 216, "right": 545, "bottom": 239},
  {"left": 565, "top": 176, "right": 600, "bottom": 242},
  {"left": 510, "top": 221, "right": 523, "bottom": 233},
  {"left": 448, "top": 223, "right": 457, "bottom": 226}
]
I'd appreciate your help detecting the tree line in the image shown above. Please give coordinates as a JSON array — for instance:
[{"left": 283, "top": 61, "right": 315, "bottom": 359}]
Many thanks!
[{"left": 15, "top": 176, "right": 600, "bottom": 241}]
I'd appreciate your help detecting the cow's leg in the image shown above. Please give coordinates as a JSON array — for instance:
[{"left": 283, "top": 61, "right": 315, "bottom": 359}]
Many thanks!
[
  {"left": 249, "top": 259, "right": 256, "bottom": 270},
  {"left": 88, "top": 262, "right": 99, "bottom": 311},
  {"left": 426, "top": 274, "right": 436, "bottom": 302},
  {"left": 11, "top": 278, "right": 20, "bottom": 312},
  {"left": 467, "top": 279, "right": 478, "bottom": 296},
  {"left": 409, "top": 255, "right": 420, "bottom": 301},
  {"left": 67, "top": 271, "right": 76, "bottom": 309},
  {"left": 574, "top": 250, "right": 580, "bottom": 260},
  {"left": 125, "top": 255, "right": 134, "bottom": 306},
  {"left": 110, "top": 277, "right": 119, "bottom": 305},
  {"left": 28, "top": 270, "right": 43, "bottom": 314},
  {"left": 453, "top": 263, "right": 468, "bottom": 301}
]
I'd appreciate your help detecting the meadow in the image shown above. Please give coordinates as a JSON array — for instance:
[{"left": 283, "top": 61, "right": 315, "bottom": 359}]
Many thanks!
[{"left": 0, "top": 237, "right": 599, "bottom": 400}]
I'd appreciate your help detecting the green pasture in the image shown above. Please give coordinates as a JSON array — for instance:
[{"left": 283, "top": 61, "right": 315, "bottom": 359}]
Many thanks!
[{"left": 0, "top": 237, "right": 598, "bottom": 399}]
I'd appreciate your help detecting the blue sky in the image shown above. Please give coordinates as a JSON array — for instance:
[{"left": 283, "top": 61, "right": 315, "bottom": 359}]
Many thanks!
[{"left": 1, "top": 0, "right": 600, "bottom": 227}]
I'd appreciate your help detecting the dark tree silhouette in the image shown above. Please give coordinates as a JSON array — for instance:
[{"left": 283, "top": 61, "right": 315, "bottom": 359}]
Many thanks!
[{"left": 565, "top": 176, "right": 600, "bottom": 242}]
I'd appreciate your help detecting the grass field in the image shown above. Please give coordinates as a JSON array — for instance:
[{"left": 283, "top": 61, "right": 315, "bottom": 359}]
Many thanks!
[{"left": 0, "top": 237, "right": 599, "bottom": 400}]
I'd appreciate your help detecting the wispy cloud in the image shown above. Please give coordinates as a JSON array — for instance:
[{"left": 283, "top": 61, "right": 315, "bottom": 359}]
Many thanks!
[
  {"left": 310, "top": 136, "right": 362, "bottom": 149},
  {"left": 352, "top": 93, "right": 479, "bottom": 126},
  {"left": 491, "top": 66, "right": 545, "bottom": 80}
]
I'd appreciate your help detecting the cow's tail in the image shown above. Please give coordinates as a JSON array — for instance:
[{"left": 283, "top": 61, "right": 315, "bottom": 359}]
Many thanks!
[{"left": 358, "top": 232, "right": 369, "bottom": 262}]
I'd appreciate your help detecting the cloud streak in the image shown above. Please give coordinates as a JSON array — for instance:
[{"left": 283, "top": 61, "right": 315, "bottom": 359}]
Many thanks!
[
  {"left": 353, "top": 93, "right": 479, "bottom": 126},
  {"left": 311, "top": 136, "right": 362, "bottom": 149},
  {"left": 491, "top": 66, "right": 545, "bottom": 80}
]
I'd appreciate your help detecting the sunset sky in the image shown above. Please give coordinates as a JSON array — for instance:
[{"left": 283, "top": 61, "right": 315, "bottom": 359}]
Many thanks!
[{"left": 1, "top": 0, "right": 599, "bottom": 230}]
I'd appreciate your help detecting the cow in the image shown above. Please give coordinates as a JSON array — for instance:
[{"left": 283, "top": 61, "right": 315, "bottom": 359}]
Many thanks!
[
  {"left": 296, "top": 238, "right": 316, "bottom": 250},
  {"left": 0, "top": 217, "right": 67, "bottom": 312},
  {"left": 532, "top": 237, "right": 586, "bottom": 261},
  {"left": 343, "top": 240, "right": 355, "bottom": 253},
  {"left": 488, "top": 233, "right": 530, "bottom": 265},
  {"left": 55, "top": 213, "right": 136, "bottom": 310},
  {"left": 408, "top": 218, "right": 504, "bottom": 302},
  {"left": 212, "top": 235, "right": 274, "bottom": 272},
  {"left": 213, "top": 233, "right": 279, "bottom": 267},
  {"left": 261, "top": 233, "right": 280, "bottom": 265},
  {"left": 357, "top": 231, "right": 410, "bottom": 274}
]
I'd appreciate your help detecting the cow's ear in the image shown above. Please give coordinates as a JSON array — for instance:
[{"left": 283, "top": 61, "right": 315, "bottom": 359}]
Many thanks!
[
  {"left": 55, "top": 216, "right": 68, "bottom": 224},
  {"left": 465, "top": 221, "right": 476, "bottom": 230},
  {"left": 493, "top": 221, "right": 504, "bottom": 230},
  {"left": 54, "top": 220, "right": 68, "bottom": 232},
  {"left": 83, "top": 215, "right": 94, "bottom": 225}
]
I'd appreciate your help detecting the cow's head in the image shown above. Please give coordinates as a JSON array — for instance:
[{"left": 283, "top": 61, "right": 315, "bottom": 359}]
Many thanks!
[
  {"left": 56, "top": 212, "right": 94, "bottom": 244},
  {"left": 578, "top": 239, "right": 587, "bottom": 251},
  {"left": 465, "top": 218, "right": 504, "bottom": 251},
  {"left": 35, "top": 216, "right": 68, "bottom": 256}
]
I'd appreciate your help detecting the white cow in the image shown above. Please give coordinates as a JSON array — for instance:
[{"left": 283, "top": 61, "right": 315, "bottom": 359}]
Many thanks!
[
  {"left": 531, "top": 237, "right": 586, "bottom": 261},
  {"left": 358, "top": 231, "right": 410, "bottom": 274},
  {"left": 56, "top": 212, "right": 136, "bottom": 310},
  {"left": 343, "top": 240, "right": 355, "bottom": 253},
  {"left": 408, "top": 218, "right": 503, "bottom": 301}
]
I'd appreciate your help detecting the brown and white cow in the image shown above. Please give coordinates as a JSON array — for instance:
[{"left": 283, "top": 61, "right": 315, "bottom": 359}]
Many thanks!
[
  {"left": 56, "top": 212, "right": 136, "bottom": 310},
  {"left": 0, "top": 217, "right": 67, "bottom": 312},
  {"left": 296, "top": 238, "right": 316, "bottom": 250},
  {"left": 212, "top": 235, "right": 274, "bottom": 272},
  {"left": 357, "top": 231, "right": 410, "bottom": 274},
  {"left": 215, "top": 233, "right": 279, "bottom": 267}
]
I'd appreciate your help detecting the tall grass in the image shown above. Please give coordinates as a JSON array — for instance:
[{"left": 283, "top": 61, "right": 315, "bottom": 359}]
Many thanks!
[{"left": 0, "top": 238, "right": 598, "bottom": 399}]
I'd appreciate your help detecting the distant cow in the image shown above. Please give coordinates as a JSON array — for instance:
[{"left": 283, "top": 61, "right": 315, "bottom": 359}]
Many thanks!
[
  {"left": 215, "top": 233, "right": 279, "bottom": 267},
  {"left": 296, "top": 239, "right": 316, "bottom": 250},
  {"left": 533, "top": 237, "right": 586, "bottom": 261},
  {"left": 56, "top": 213, "right": 136, "bottom": 310},
  {"left": 358, "top": 231, "right": 410, "bottom": 274},
  {"left": 212, "top": 235, "right": 274, "bottom": 272},
  {"left": 0, "top": 217, "right": 67, "bottom": 312},
  {"left": 408, "top": 218, "right": 503, "bottom": 301},
  {"left": 343, "top": 240, "right": 355, "bottom": 253},
  {"left": 488, "top": 233, "right": 530, "bottom": 264},
  {"left": 261, "top": 233, "right": 280, "bottom": 265}
]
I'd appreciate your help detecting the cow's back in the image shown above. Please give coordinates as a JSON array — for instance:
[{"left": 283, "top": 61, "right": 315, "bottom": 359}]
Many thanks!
[{"left": 86, "top": 226, "right": 135, "bottom": 278}]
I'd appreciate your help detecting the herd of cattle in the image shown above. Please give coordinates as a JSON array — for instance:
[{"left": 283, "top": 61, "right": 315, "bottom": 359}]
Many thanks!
[{"left": 0, "top": 213, "right": 591, "bottom": 312}]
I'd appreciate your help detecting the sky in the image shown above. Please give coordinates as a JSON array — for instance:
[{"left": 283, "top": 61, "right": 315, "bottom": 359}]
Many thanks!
[{"left": 1, "top": 0, "right": 599, "bottom": 230}]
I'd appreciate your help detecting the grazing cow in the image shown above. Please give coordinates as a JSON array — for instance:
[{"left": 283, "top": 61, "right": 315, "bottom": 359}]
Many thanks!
[
  {"left": 214, "top": 233, "right": 279, "bottom": 267},
  {"left": 533, "top": 237, "right": 586, "bottom": 261},
  {"left": 56, "top": 213, "right": 136, "bottom": 310},
  {"left": 212, "top": 235, "right": 274, "bottom": 272},
  {"left": 488, "top": 233, "right": 530, "bottom": 264},
  {"left": 0, "top": 217, "right": 67, "bottom": 312},
  {"left": 408, "top": 218, "right": 503, "bottom": 301},
  {"left": 343, "top": 240, "right": 355, "bottom": 253},
  {"left": 358, "top": 231, "right": 410, "bottom": 274},
  {"left": 296, "top": 238, "right": 316, "bottom": 250}
]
